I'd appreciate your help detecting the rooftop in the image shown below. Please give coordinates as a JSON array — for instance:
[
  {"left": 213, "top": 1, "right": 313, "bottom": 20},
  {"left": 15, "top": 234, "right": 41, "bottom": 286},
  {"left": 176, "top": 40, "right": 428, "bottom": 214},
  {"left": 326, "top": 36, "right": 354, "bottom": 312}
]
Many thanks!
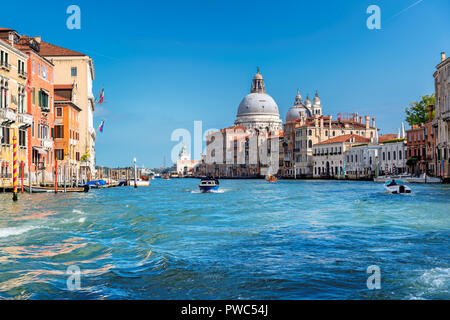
[{"left": 314, "top": 134, "right": 371, "bottom": 146}]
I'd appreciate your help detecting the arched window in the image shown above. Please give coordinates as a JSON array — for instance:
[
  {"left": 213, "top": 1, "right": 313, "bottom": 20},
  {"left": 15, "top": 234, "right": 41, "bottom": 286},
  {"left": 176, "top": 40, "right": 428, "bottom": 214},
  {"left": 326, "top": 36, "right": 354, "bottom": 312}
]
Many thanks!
[{"left": 308, "top": 140, "right": 312, "bottom": 148}]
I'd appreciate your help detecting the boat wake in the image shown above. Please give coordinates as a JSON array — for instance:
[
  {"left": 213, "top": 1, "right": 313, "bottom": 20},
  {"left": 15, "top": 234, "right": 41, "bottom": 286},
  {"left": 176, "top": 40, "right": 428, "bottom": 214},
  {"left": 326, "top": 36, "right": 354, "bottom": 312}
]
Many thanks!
[
  {"left": 190, "top": 189, "right": 227, "bottom": 194},
  {"left": 0, "top": 226, "right": 38, "bottom": 238}
]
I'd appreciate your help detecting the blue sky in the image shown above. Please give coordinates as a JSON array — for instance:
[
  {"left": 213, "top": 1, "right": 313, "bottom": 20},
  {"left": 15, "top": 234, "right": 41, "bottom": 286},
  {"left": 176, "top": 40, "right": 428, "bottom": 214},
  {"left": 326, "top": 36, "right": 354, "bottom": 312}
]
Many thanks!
[{"left": 2, "top": 0, "right": 449, "bottom": 168}]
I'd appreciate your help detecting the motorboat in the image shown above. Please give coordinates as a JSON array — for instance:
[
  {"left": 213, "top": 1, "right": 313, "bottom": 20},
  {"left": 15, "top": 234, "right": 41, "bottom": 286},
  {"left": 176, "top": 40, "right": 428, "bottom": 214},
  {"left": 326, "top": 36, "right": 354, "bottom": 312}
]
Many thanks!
[
  {"left": 266, "top": 175, "right": 277, "bottom": 182},
  {"left": 129, "top": 178, "right": 150, "bottom": 187},
  {"left": 384, "top": 180, "right": 411, "bottom": 194},
  {"left": 199, "top": 177, "right": 219, "bottom": 193}
]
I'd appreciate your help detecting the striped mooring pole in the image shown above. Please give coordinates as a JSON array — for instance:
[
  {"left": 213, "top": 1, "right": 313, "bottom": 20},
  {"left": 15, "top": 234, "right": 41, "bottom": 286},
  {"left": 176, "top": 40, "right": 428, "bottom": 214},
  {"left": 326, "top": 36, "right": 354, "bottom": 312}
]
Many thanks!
[{"left": 12, "top": 135, "right": 18, "bottom": 201}]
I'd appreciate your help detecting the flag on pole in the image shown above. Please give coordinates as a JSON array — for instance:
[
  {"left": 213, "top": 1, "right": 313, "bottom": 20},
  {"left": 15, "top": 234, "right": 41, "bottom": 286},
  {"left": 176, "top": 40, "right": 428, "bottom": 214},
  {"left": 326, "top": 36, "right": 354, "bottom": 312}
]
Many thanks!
[
  {"left": 99, "top": 120, "right": 105, "bottom": 133},
  {"left": 25, "top": 78, "right": 32, "bottom": 93},
  {"left": 97, "top": 87, "right": 105, "bottom": 104}
]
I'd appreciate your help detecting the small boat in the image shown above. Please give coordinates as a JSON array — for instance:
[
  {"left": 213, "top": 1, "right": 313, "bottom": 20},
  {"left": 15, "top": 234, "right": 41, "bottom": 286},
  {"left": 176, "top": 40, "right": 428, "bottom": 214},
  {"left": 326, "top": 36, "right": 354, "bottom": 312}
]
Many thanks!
[
  {"left": 266, "top": 175, "right": 277, "bottom": 182},
  {"left": 199, "top": 177, "right": 220, "bottom": 193},
  {"left": 24, "top": 185, "right": 89, "bottom": 193},
  {"left": 83, "top": 180, "right": 107, "bottom": 189},
  {"left": 163, "top": 174, "right": 170, "bottom": 180},
  {"left": 384, "top": 180, "right": 411, "bottom": 194},
  {"left": 129, "top": 179, "right": 150, "bottom": 187}
]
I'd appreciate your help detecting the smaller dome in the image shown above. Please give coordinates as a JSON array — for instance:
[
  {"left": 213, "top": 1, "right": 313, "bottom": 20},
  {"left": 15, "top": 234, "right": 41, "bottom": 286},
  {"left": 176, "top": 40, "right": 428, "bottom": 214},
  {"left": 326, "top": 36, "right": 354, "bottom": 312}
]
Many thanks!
[
  {"left": 313, "top": 92, "right": 321, "bottom": 105},
  {"left": 286, "top": 91, "right": 311, "bottom": 122},
  {"left": 305, "top": 95, "right": 312, "bottom": 108}
]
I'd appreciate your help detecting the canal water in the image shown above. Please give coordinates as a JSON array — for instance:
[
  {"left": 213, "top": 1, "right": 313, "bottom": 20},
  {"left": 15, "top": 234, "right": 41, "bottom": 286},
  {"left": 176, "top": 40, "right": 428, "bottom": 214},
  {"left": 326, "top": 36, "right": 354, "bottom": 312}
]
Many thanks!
[{"left": 0, "top": 179, "right": 449, "bottom": 300}]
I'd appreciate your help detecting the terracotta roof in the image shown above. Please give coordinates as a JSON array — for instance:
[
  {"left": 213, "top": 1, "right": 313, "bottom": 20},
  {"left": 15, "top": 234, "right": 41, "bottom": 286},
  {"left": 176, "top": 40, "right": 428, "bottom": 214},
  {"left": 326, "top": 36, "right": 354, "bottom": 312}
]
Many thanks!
[
  {"left": 314, "top": 134, "right": 370, "bottom": 146},
  {"left": 39, "top": 40, "right": 86, "bottom": 56},
  {"left": 378, "top": 134, "right": 397, "bottom": 142}
]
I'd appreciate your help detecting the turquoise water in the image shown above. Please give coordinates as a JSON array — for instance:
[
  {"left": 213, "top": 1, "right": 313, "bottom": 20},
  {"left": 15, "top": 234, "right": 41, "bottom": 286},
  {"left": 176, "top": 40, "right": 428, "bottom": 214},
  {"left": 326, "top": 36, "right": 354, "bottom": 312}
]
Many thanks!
[{"left": 0, "top": 179, "right": 449, "bottom": 300}]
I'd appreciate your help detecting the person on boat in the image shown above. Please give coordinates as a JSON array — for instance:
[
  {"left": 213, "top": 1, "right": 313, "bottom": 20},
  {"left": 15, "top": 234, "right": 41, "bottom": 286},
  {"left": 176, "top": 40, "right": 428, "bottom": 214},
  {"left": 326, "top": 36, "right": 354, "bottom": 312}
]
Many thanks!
[{"left": 387, "top": 179, "right": 397, "bottom": 187}]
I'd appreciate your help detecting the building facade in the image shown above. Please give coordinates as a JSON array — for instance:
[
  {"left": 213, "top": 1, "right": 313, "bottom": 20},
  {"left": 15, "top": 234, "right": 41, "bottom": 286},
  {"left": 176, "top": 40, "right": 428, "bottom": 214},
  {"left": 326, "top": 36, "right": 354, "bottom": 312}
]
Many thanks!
[
  {"left": 54, "top": 84, "right": 81, "bottom": 184},
  {"left": 40, "top": 41, "right": 96, "bottom": 180},
  {"left": 283, "top": 108, "right": 378, "bottom": 178},
  {"left": 433, "top": 52, "right": 450, "bottom": 180},
  {"left": 176, "top": 145, "right": 201, "bottom": 176},
  {"left": 0, "top": 31, "right": 32, "bottom": 188},
  {"left": 313, "top": 134, "right": 370, "bottom": 178}
]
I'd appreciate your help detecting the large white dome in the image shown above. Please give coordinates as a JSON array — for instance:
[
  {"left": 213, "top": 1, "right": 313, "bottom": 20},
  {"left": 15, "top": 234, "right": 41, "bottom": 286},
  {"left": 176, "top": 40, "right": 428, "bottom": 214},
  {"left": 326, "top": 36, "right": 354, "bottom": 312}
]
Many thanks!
[
  {"left": 234, "top": 69, "right": 282, "bottom": 131},
  {"left": 237, "top": 93, "right": 280, "bottom": 117}
]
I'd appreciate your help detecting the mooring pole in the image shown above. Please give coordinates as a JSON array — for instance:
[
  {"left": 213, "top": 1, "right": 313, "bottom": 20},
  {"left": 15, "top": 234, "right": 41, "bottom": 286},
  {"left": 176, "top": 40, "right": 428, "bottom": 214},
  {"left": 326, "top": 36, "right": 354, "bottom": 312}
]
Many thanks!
[
  {"left": 55, "top": 160, "right": 58, "bottom": 193},
  {"left": 12, "top": 135, "right": 18, "bottom": 201},
  {"left": 20, "top": 161, "right": 24, "bottom": 193},
  {"left": 133, "top": 158, "right": 137, "bottom": 189},
  {"left": 63, "top": 164, "right": 67, "bottom": 193},
  {"left": 28, "top": 161, "right": 32, "bottom": 194}
]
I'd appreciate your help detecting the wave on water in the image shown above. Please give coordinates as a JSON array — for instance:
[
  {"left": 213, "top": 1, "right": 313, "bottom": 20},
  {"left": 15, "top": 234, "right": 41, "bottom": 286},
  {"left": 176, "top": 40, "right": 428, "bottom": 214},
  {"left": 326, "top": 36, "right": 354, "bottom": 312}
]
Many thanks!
[
  {"left": 0, "top": 226, "right": 38, "bottom": 238},
  {"left": 73, "top": 209, "right": 85, "bottom": 215}
]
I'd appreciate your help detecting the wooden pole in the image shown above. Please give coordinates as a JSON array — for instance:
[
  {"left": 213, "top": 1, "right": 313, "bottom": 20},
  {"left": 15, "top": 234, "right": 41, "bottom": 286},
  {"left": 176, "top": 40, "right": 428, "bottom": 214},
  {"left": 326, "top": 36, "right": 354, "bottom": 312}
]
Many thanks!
[
  {"left": 28, "top": 161, "right": 32, "bottom": 194},
  {"left": 12, "top": 135, "right": 18, "bottom": 201},
  {"left": 55, "top": 160, "right": 58, "bottom": 193},
  {"left": 20, "top": 161, "right": 24, "bottom": 193}
]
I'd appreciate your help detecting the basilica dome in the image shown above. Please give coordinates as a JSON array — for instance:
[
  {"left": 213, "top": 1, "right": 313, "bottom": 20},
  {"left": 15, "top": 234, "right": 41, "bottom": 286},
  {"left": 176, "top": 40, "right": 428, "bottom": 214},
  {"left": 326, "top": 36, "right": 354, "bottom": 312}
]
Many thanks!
[
  {"left": 237, "top": 93, "right": 279, "bottom": 117},
  {"left": 234, "top": 68, "right": 282, "bottom": 131}
]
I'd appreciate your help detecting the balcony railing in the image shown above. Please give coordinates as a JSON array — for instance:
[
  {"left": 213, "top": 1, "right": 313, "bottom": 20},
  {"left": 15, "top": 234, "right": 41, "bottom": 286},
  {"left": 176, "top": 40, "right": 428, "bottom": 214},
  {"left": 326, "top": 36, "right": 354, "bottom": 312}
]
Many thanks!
[
  {"left": 18, "top": 70, "right": 27, "bottom": 79},
  {"left": 0, "top": 108, "right": 16, "bottom": 125},
  {"left": 0, "top": 62, "right": 11, "bottom": 71},
  {"left": 18, "top": 113, "right": 33, "bottom": 128},
  {"left": 41, "top": 139, "right": 53, "bottom": 150}
]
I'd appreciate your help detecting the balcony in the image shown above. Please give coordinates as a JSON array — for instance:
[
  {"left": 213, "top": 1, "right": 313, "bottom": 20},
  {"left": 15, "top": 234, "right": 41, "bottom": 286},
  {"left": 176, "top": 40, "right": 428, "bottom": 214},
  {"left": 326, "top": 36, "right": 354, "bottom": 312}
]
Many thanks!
[
  {"left": 18, "top": 113, "right": 33, "bottom": 128},
  {"left": 0, "top": 108, "right": 16, "bottom": 125},
  {"left": 41, "top": 139, "right": 53, "bottom": 150},
  {"left": 0, "top": 62, "right": 11, "bottom": 72},
  {"left": 443, "top": 111, "right": 450, "bottom": 121},
  {"left": 18, "top": 70, "right": 27, "bottom": 79},
  {"left": 89, "top": 127, "right": 96, "bottom": 140}
]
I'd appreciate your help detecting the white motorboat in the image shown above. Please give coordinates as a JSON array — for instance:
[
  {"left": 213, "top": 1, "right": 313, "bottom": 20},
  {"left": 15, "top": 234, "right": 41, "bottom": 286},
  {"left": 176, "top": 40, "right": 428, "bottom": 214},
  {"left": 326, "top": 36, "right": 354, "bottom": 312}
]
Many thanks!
[
  {"left": 129, "top": 179, "right": 150, "bottom": 187},
  {"left": 384, "top": 180, "right": 411, "bottom": 194}
]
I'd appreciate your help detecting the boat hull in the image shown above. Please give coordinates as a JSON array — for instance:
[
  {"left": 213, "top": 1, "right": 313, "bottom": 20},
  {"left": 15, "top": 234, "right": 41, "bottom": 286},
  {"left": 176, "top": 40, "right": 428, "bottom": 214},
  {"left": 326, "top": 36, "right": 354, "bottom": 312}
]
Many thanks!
[
  {"left": 384, "top": 185, "right": 411, "bottom": 194},
  {"left": 199, "top": 185, "right": 219, "bottom": 193}
]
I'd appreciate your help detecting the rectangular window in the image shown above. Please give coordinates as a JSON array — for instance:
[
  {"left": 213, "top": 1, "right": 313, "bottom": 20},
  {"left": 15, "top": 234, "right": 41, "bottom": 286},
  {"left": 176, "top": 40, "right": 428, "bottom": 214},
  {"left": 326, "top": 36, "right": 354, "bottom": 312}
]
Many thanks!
[
  {"left": 19, "top": 129, "right": 26, "bottom": 147},
  {"left": 55, "top": 149, "right": 64, "bottom": 161},
  {"left": 71, "top": 67, "right": 77, "bottom": 77},
  {"left": 32, "top": 122, "right": 34, "bottom": 138},
  {"left": 56, "top": 107, "right": 63, "bottom": 117},
  {"left": 54, "top": 125, "right": 64, "bottom": 139}
]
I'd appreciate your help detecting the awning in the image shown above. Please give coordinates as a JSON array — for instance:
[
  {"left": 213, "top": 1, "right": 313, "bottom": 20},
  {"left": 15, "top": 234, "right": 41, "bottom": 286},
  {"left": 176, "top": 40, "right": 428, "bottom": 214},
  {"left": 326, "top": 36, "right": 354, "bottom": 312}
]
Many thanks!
[{"left": 33, "top": 146, "right": 47, "bottom": 155}]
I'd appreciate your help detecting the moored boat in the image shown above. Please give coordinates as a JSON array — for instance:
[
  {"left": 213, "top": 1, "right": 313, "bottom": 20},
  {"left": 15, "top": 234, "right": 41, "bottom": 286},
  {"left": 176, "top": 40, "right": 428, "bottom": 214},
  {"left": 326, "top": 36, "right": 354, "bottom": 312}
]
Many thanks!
[
  {"left": 24, "top": 185, "right": 89, "bottom": 193},
  {"left": 199, "top": 177, "right": 220, "bottom": 193},
  {"left": 266, "top": 175, "right": 277, "bottom": 182},
  {"left": 129, "top": 179, "right": 150, "bottom": 187}
]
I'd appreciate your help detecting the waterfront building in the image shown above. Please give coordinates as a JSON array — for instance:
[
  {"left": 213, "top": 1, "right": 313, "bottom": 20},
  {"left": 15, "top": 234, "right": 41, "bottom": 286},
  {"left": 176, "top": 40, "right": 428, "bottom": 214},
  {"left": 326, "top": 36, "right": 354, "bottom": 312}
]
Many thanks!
[
  {"left": 345, "top": 132, "right": 407, "bottom": 179},
  {"left": 406, "top": 106, "right": 437, "bottom": 176},
  {"left": 0, "top": 31, "right": 31, "bottom": 188},
  {"left": 13, "top": 33, "right": 56, "bottom": 185},
  {"left": 201, "top": 69, "right": 281, "bottom": 178},
  {"left": 54, "top": 84, "right": 81, "bottom": 184},
  {"left": 39, "top": 41, "right": 96, "bottom": 180},
  {"left": 313, "top": 134, "right": 370, "bottom": 178},
  {"left": 176, "top": 144, "right": 201, "bottom": 176},
  {"left": 433, "top": 52, "right": 450, "bottom": 180},
  {"left": 283, "top": 96, "right": 378, "bottom": 178}
]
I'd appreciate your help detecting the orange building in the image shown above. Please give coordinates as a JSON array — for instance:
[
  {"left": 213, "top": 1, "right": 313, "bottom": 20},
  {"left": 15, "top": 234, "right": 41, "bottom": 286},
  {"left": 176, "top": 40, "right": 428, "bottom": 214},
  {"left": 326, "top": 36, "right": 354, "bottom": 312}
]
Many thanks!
[
  {"left": 14, "top": 34, "right": 55, "bottom": 184},
  {"left": 54, "top": 84, "right": 81, "bottom": 184}
]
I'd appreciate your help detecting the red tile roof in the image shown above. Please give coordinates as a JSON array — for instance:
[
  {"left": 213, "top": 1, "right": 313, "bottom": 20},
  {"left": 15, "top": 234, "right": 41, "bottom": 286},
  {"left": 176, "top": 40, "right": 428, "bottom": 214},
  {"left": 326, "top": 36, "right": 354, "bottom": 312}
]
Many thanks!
[
  {"left": 314, "top": 134, "right": 370, "bottom": 146},
  {"left": 379, "top": 134, "right": 397, "bottom": 142},
  {"left": 54, "top": 84, "right": 73, "bottom": 90},
  {"left": 39, "top": 41, "right": 86, "bottom": 56}
]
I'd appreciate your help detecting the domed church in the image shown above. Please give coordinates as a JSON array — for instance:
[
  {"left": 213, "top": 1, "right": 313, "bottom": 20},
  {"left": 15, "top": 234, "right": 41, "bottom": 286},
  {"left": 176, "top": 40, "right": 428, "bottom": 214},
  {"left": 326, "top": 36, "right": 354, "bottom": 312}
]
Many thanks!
[
  {"left": 285, "top": 90, "right": 322, "bottom": 122},
  {"left": 235, "top": 68, "right": 282, "bottom": 131}
]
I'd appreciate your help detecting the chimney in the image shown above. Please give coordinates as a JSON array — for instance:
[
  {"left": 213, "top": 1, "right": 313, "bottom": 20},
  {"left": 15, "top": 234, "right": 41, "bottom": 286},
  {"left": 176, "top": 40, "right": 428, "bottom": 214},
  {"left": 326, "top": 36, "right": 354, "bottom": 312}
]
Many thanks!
[
  {"left": 329, "top": 115, "right": 332, "bottom": 129},
  {"left": 34, "top": 36, "right": 41, "bottom": 43},
  {"left": 372, "top": 118, "right": 375, "bottom": 128},
  {"left": 320, "top": 117, "right": 324, "bottom": 128},
  {"left": 427, "top": 105, "right": 434, "bottom": 121},
  {"left": 365, "top": 116, "right": 370, "bottom": 129},
  {"left": 441, "top": 52, "right": 446, "bottom": 62}
]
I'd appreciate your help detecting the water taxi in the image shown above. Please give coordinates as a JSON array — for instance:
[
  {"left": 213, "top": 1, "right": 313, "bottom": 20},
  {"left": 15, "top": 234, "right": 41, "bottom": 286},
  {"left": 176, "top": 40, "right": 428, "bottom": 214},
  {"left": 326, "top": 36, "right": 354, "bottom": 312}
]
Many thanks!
[
  {"left": 199, "top": 177, "right": 220, "bottom": 193},
  {"left": 384, "top": 180, "right": 411, "bottom": 194}
]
